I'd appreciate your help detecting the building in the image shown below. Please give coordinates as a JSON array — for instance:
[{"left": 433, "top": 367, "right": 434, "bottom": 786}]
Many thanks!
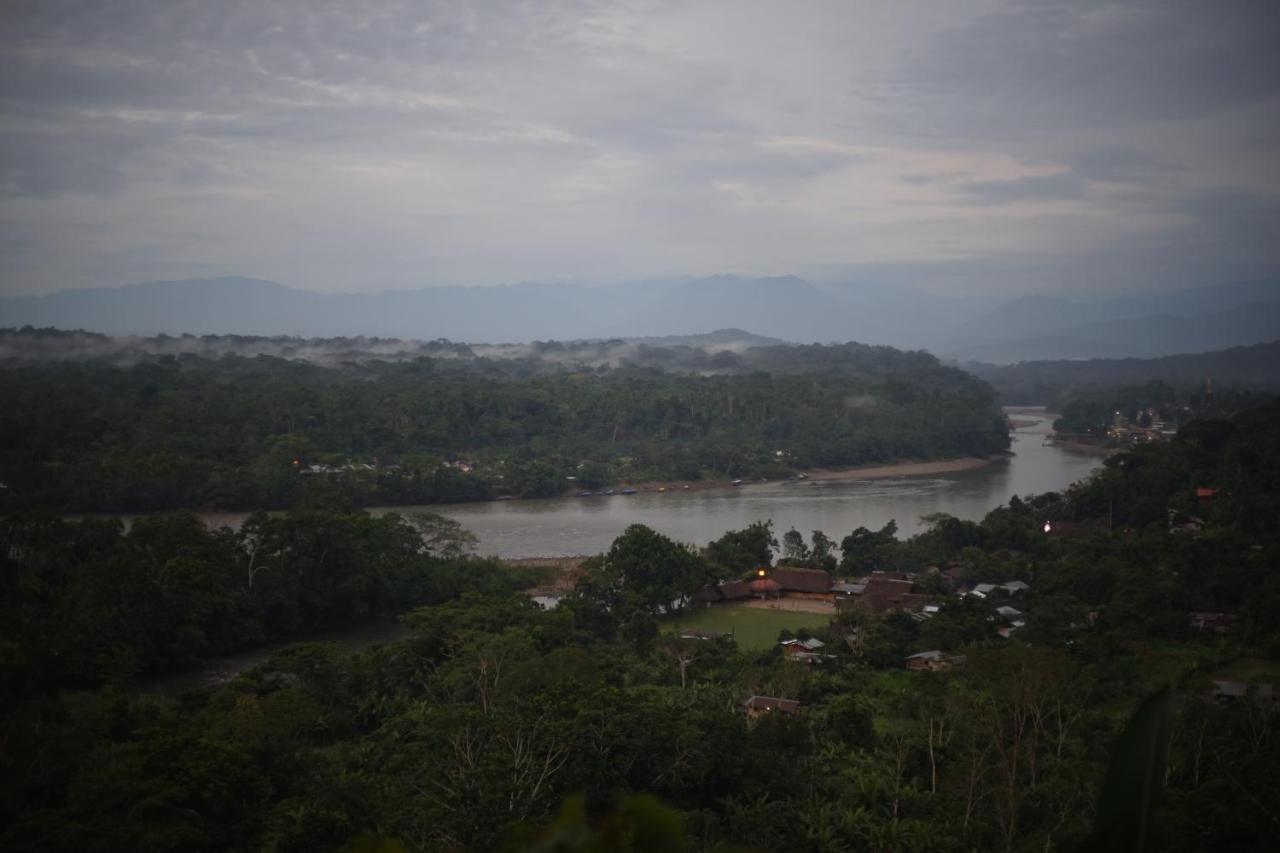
[
  {"left": 905, "top": 650, "right": 966, "bottom": 672},
  {"left": 1212, "top": 681, "right": 1276, "bottom": 705},
  {"left": 996, "top": 621, "right": 1025, "bottom": 639},
  {"left": 832, "top": 580, "right": 867, "bottom": 598},
  {"left": 846, "top": 573, "right": 930, "bottom": 613},
  {"left": 781, "top": 638, "right": 834, "bottom": 664},
  {"left": 784, "top": 650, "right": 832, "bottom": 665},
  {"left": 968, "top": 581, "right": 1030, "bottom": 598},
  {"left": 693, "top": 579, "right": 753, "bottom": 605},
  {"left": 748, "top": 577, "right": 783, "bottom": 598},
  {"left": 911, "top": 604, "right": 942, "bottom": 623},
  {"left": 780, "top": 637, "right": 826, "bottom": 653},
  {"left": 743, "top": 695, "right": 802, "bottom": 719},
  {"left": 768, "top": 567, "right": 833, "bottom": 597}
]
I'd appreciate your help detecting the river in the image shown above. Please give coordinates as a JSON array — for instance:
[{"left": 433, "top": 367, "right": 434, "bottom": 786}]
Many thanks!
[
  {"left": 422, "top": 409, "right": 1101, "bottom": 556},
  {"left": 190, "top": 409, "right": 1102, "bottom": 556},
  {"left": 140, "top": 408, "right": 1102, "bottom": 692}
]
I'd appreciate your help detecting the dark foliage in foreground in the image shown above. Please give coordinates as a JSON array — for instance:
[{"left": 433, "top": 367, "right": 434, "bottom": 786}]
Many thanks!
[{"left": 1, "top": 403, "right": 1278, "bottom": 851}]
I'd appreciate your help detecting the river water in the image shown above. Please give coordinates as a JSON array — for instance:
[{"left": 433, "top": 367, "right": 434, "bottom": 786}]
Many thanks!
[
  {"left": 186, "top": 410, "right": 1101, "bottom": 557},
  {"left": 414, "top": 409, "right": 1102, "bottom": 556}
]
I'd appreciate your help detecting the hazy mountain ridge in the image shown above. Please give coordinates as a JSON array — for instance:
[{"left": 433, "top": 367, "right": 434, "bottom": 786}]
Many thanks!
[
  {"left": 0, "top": 326, "right": 782, "bottom": 371},
  {"left": 965, "top": 339, "right": 1280, "bottom": 404},
  {"left": 2, "top": 274, "right": 1277, "bottom": 360}
]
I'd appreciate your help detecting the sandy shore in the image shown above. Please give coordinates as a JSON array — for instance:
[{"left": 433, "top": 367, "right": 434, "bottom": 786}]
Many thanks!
[
  {"left": 803, "top": 456, "right": 1004, "bottom": 481},
  {"left": 507, "top": 556, "right": 589, "bottom": 595},
  {"left": 612, "top": 455, "right": 1005, "bottom": 495}
]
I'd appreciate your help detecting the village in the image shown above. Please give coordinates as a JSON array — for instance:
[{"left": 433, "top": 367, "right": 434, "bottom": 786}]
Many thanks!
[
  {"left": 674, "top": 563, "right": 1028, "bottom": 717},
  {"left": 677, "top": 551, "right": 1262, "bottom": 720}
]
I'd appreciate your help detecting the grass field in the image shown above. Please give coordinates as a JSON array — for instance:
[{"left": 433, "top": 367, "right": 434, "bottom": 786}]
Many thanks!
[
  {"left": 664, "top": 604, "right": 832, "bottom": 651},
  {"left": 1212, "top": 657, "right": 1280, "bottom": 683}
]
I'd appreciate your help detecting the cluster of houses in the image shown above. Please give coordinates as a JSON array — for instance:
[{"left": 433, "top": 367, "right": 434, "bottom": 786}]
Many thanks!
[
  {"left": 694, "top": 565, "right": 1031, "bottom": 639},
  {"left": 742, "top": 644, "right": 969, "bottom": 719},
  {"left": 1105, "top": 408, "right": 1180, "bottom": 444},
  {"left": 688, "top": 567, "right": 1033, "bottom": 724}
]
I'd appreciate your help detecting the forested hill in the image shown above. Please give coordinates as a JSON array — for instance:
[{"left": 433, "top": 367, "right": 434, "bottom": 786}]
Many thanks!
[
  {"left": 965, "top": 339, "right": 1280, "bottom": 404},
  {"left": 0, "top": 331, "right": 1009, "bottom": 513}
]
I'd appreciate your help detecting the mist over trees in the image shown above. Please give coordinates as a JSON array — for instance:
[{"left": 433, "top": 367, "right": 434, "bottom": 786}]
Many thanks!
[
  {"left": 0, "top": 335, "right": 1009, "bottom": 513},
  {"left": 3, "top": 274, "right": 1278, "bottom": 361}
]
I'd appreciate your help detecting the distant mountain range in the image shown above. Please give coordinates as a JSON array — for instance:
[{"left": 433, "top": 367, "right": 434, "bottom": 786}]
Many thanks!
[
  {"left": 966, "top": 339, "right": 1280, "bottom": 404},
  {"left": 2, "top": 274, "right": 1277, "bottom": 361}
]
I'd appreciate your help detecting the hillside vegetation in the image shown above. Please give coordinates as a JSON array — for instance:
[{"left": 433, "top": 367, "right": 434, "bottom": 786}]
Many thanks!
[{"left": 0, "top": 330, "right": 1008, "bottom": 512}]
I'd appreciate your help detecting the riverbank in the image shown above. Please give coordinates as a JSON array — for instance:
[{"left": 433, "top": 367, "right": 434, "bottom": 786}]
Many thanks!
[
  {"left": 506, "top": 556, "right": 588, "bottom": 595},
  {"left": 63, "top": 454, "right": 1012, "bottom": 524},
  {"left": 610, "top": 454, "right": 1006, "bottom": 496},
  {"left": 803, "top": 455, "right": 1004, "bottom": 481}
]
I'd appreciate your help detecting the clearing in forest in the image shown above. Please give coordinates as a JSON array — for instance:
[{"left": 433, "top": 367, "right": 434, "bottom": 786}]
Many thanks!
[{"left": 666, "top": 604, "right": 832, "bottom": 651}]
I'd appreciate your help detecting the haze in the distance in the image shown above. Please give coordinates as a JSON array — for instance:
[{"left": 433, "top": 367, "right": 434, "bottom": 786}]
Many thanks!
[{"left": 3, "top": 0, "right": 1279, "bottom": 302}]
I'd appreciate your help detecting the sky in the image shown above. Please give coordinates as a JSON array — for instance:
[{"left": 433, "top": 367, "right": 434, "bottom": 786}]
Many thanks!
[{"left": 2, "top": 0, "right": 1279, "bottom": 297}]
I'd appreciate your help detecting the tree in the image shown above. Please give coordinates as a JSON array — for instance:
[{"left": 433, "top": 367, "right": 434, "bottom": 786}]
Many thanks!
[
  {"left": 781, "top": 527, "right": 809, "bottom": 563},
  {"left": 408, "top": 512, "right": 478, "bottom": 559},
  {"left": 572, "top": 525, "right": 712, "bottom": 637},
  {"left": 809, "top": 530, "right": 838, "bottom": 571},
  {"left": 705, "top": 521, "right": 777, "bottom": 574},
  {"left": 840, "top": 520, "right": 898, "bottom": 574}
]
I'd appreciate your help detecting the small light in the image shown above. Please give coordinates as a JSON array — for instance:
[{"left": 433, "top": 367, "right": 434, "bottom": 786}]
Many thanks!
[{"left": 757, "top": 568, "right": 766, "bottom": 577}]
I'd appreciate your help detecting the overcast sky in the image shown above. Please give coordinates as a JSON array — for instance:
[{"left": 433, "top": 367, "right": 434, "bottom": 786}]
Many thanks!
[{"left": 2, "top": 0, "right": 1279, "bottom": 296}]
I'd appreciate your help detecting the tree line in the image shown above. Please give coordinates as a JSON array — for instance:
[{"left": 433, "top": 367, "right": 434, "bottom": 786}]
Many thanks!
[{"left": 0, "top": 340, "right": 1009, "bottom": 512}]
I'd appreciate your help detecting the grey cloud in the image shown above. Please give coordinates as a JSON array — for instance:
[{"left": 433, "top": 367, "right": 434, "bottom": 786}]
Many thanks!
[
  {"left": 1176, "top": 189, "right": 1280, "bottom": 257},
  {"left": 958, "top": 172, "right": 1090, "bottom": 205},
  {"left": 905, "top": 0, "right": 1280, "bottom": 134},
  {"left": 1059, "top": 148, "right": 1179, "bottom": 184},
  {"left": 1, "top": 0, "right": 1278, "bottom": 296}
]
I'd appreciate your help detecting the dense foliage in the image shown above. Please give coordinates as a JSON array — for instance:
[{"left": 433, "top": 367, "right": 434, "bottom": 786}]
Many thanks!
[
  {"left": 0, "top": 333, "right": 1009, "bottom": 512},
  {"left": 2, "top": 401, "right": 1278, "bottom": 851},
  {"left": 0, "top": 501, "right": 524, "bottom": 692}
]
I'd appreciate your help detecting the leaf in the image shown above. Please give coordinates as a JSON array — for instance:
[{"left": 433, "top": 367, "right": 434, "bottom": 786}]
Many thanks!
[{"left": 1088, "top": 686, "right": 1174, "bottom": 853}]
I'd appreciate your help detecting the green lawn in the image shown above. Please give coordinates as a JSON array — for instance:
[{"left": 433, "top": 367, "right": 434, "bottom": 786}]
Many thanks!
[
  {"left": 1212, "top": 657, "right": 1280, "bottom": 684},
  {"left": 665, "top": 605, "right": 832, "bottom": 651}
]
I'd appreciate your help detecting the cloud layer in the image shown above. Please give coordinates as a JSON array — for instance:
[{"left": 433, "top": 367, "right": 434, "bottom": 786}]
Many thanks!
[{"left": 2, "top": 0, "right": 1279, "bottom": 295}]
